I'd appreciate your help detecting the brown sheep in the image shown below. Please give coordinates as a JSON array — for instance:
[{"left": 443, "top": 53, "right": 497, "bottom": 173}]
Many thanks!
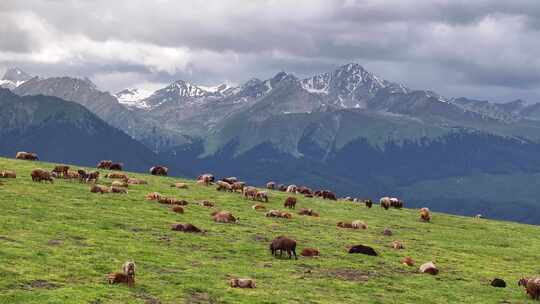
[
  {"left": 231, "top": 182, "right": 245, "bottom": 192},
  {"left": 109, "top": 163, "right": 123, "bottom": 171},
  {"left": 419, "top": 261, "right": 438, "bottom": 275},
  {"left": 97, "top": 160, "right": 113, "bottom": 169},
  {"left": 90, "top": 185, "right": 109, "bottom": 194},
  {"left": 172, "top": 206, "right": 184, "bottom": 213},
  {"left": 127, "top": 178, "right": 147, "bottom": 185},
  {"left": 284, "top": 197, "right": 297, "bottom": 209},
  {"left": 298, "top": 208, "right": 319, "bottom": 217},
  {"left": 266, "top": 181, "right": 276, "bottom": 190},
  {"left": 351, "top": 220, "right": 368, "bottom": 229},
  {"left": 337, "top": 222, "right": 354, "bottom": 229},
  {"left": 270, "top": 236, "right": 297, "bottom": 259},
  {"left": 401, "top": 257, "right": 415, "bottom": 266},
  {"left": 86, "top": 171, "right": 100, "bottom": 183},
  {"left": 379, "top": 197, "right": 391, "bottom": 210},
  {"left": 230, "top": 278, "right": 256, "bottom": 288},
  {"left": 31, "top": 169, "right": 54, "bottom": 183},
  {"left": 212, "top": 211, "right": 237, "bottom": 223},
  {"left": 243, "top": 186, "right": 258, "bottom": 200},
  {"left": 252, "top": 204, "right": 266, "bottom": 211},
  {"left": 255, "top": 191, "right": 269, "bottom": 202},
  {"left": 198, "top": 200, "right": 214, "bottom": 208},
  {"left": 382, "top": 228, "right": 393, "bottom": 236},
  {"left": 197, "top": 173, "right": 214, "bottom": 185},
  {"left": 149, "top": 166, "right": 168, "bottom": 176},
  {"left": 265, "top": 210, "right": 292, "bottom": 219},
  {"left": 390, "top": 197, "right": 404, "bottom": 209},
  {"left": 0, "top": 170, "right": 16, "bottom": 178},
  {"left": 110, "top": 186, "right": 127, "bottom": 194},
  {"left": 221, "top": 177, "right": 238, "bottom": 184},
  {"left": 392, "top": 240, "right": 404, "bottom": 249},
  {"left": 65, "top": 171, "right": 79, "bottom": 180},
  {"left": 159, "top": 197, "right": 188, "bottom": 205},
  {"left": 216, "top": 180, "right": 233, "bottom": 192},
  {"left": 171, "top": 223, "right": 202, "bottom": 233},
  {"left": 108, "top": 261, "right": 136, "bottom": 287},
  {"left": 300, "top": 248, "right": 320, "bottom": 257},
  {"left": 319, "top": 190, "right": 337, "bottom": 200},
  {"left": 77, "top": 169, "right": 88, "bottom": 183},
  {"left": 170, "top": 182, "right": 188, "bottom": 189},
  {"left": 145, "top": 192, "right": 162, "bottom": 201},
  {"left": 52, "top": 165, "right": 70, "bottom": 178},
  {"left": 16, "top": 151, "right": 39, "bottom": 161},
  {"left": 420, "top": 207, "right": 431, "bottom": 222},
  {"left": 519, "top": 277, "right": 540, "bottom": 300},
  {"left": 106, "top": 172, "right": 127, "bottom": 179},
  {"left": 111, "top": 180, "right": 128, "bottom": 188},
  {"left": 297, "top": 186, "right": 313, "bottom": 196}
]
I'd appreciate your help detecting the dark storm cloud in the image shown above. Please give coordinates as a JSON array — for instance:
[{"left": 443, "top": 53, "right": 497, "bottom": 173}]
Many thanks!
[{"left": 1, "top": 0, "right": 540, "bottom": 101}]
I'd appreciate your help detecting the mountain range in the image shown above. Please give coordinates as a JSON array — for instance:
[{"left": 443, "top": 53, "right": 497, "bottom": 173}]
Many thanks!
[{"left": 3, "top": 64, "right": 540, "bottom": 223}]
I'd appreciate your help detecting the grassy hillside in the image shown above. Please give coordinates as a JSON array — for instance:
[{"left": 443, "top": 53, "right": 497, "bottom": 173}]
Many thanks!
[{"left": 0, "top": 157, "right": 539, "bottom": 303}]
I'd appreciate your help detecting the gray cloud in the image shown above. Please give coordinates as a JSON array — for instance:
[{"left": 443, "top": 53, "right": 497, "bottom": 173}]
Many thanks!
[{"left": 1, "top": 0, "right": 540, "bottom": 102}]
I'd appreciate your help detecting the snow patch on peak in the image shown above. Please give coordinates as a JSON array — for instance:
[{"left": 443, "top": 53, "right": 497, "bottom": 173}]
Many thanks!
[{"left": 114, "top": 88, "right": 153, "bottom": 109}]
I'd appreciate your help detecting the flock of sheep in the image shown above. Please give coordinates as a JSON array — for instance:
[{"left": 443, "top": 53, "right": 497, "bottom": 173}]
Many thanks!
[{"left": 2, "top": 151, "right": 540, "bottom": 300}]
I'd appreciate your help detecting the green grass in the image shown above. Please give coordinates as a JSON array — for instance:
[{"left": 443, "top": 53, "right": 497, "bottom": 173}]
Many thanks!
[{"left": 0, "top": 156, "right": 539, "bottom": 303}]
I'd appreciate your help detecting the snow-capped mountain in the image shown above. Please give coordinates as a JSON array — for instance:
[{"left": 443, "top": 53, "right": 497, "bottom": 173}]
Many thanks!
[
  {"left": 0, "top": 68, "right": 33, "bottom": 89},
  {"left": 114, "top": 88, "right": 153, "bottom": 109}
]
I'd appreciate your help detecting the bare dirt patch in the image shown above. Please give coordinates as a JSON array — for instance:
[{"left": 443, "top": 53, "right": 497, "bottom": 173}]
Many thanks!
[
  {"left": 22, "top": 279, "right": 60, "bottom": 290},
  {"left": 322, "top": 268, "right": 377, "bottom": 282}
]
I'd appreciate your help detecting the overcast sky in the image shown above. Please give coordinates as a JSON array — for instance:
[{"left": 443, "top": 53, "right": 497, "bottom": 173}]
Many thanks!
[{"left": 1, "top": 0, "right": 540, "bottom": 102}]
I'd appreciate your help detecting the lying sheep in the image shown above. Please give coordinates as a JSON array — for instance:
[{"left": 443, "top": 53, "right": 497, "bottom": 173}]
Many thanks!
[
  {"left": 347, "top": 245, "right": 378, "bottom": 256},
  {"left": 127, "top": 178, "right": 147, "bottom": 185},
  {"left": 198, "top": 200, "right": 214, "bottom": 208},
  {"left": 110, "top": 186, "right": 127, "bottom": 194},
  {"left": 0, "top": 170, "right": 16, "bottom": 178},
  {"left": 230, "top": 278, "right": 256, "bottom": 288},
  {"left": 265, "top": 210, "right": 292, "bottom": 219},
  {"left": 90, "top": 185, "right": 110, "bottom": 194},
  {"left": 252, "top": 204, "right": 266, "bottom": 211},
  {"left": 298, "top": 208, "right": 319, "bottom": 217},
  {"left": 170, "top": 182, "right": 188, "bottom": 189},
  {"left": 212, "top": 211, "right": 237, "bottom": 223},
  {"left": 300, "top": 248, "right": 320, "bottom": 257},
  {"left": 16, "top": 151, "right": 39, "bottom": 161},
  {"left": 171, "top": 223, "right": 202, "bottom": 233},
  {"left": 171, "top": 206, "right": 184, "bottom": 213},
  {"left": 106, "top": 172, "right": 127, "bottom": 179},
  {"left": 111, "top": 180, "right": 128, "bottom": 188},
  {"left": 419, "top": 261, "right": 438, "bottom": 275},
  {"left": 401, "top": 257, "right": 415, "bottom": 266},
  {"left": 145, "top": 192, "right": 162, "bottom": 201},
  {"left": 392, "top": 240, "right": 404, "bottom": 249}
]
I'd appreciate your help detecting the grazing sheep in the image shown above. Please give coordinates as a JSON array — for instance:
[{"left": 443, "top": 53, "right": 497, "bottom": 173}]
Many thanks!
[
  {"left": 337, "top": 222, "right": 354, "bottom": 229},
  {"left": 197, "top": 174, "right": 214, "bottom": 185},
  {"left": 0, "top": 170, "right": 16, "bottom": 178},
  {"left": 298, "top": 208, "right": 319, "bottom": 217},
  {"left": 16, "top": 151, "right": 39, "bottom": 161},
  {"left": 77, "top": 169, "right": 88, "bottom": 183},
  {"left": 159, "top": 197, "right": 188, "bottom": 205},
  {"left": 379, "top": 197, "right": 391, "bottom": 210},
  {"left": 149, "top": 166, "right": 168, "bottom": 176},
  {"left": 286, "top": 185, "right": 298, "bottom": 193},
  {"left": 110, "top": 186, "right": 127, "bottom": 194},
  {"left": 364, "top": 199, "right": 373, "bottom": 208},
  {"left": 108, "top": 261, "right": 136, "bottom": 287},
  {"left": 252, "top": 204, "right": 266, "bottom": 211},
  {"left": 347, "top": 245, "right": 378, "bottom": 256},
  {"left": 401, "top": 257, "right": 415, "bottom": 266},
  {"left": 243, "top": 186, "right": 258, "bottom": 200},
  {"left": 90, "top": 185, "right": 109, "bottom": 194},
  {"left": 297, "top": 186, "right": 313, "bottom": 196},
  {"left": 300, "top": 248, "right": 320, "bottom": 257},
  {"left": 31, "top": 169, "right": 54, "bottom": 183},
  {"left": 212, "top": 211, "right": 237, "bottom": 223},
  {"left": 419, "top": 261, "right": 438, "bottom": 275},
  {"left": 170, "top": 182, "right": 188, "bottom": 189},
  {"left": 52, "top": 165, "right": 70, "bottom": 178},
  {"left": 266, "top": 181, "right": 276, "bottom": 190},
  {"left": 230, "top": 278, "right": 256, "bottom": 288},
  {"left": 171, "top": 223, "right": 202, "bottom": 233},
  {"left": 269, "top": 236, "right": 297, "bottom": 259},
  {"left": 221, "top": 177, "right": 238, "bottom": 184},
  {"left": 231, "top": 182, "right": 246, "bottom": 193},
  {"left": 106, "top": 172, "right": 127, "bottom": 179},
  {"left": 351, "top": 220, "right": 368, "bottom": 229},
  {"left": 490, "top": 278, "right": 506, "bottom": 288},
  {"left": 216, "top": 180, "right": 233, "bottom": 192},
  {"left": 420, "top": 207, "right": 431, "bottom": 222},
  {"left": 284, "top": 197, "right": 297, "bottom": 209},
  {"left": 172, "top": 206, "right": 184, "bottom": 213},
  {"left": 86, "top": 171, "right": 100, "bottom": 183},
  {"left": 97, "top": 160, "right": 113, "bottom": 169},
  {"left": 109, "top": 163, "right": 123, "bottom": 171},
  {"left": 146, "top": 192, "right": 162, "bottom": 201},
  {"left": 277, "top": 184, "right": 287, "bottom": 192},
  {"left": 127, "top": 178, "right": 147, "bottom": 185},
  {"left": 390, "top": 197, "right": 404, "bottom": 209},
  {"left": 382, "top": 228, "right": 393, "bottom": 236},
  {"left": 255, "top": 191, "right": 269, "bottom": 202},
  {"left": 198, "top": 200, "right": 214, "bottom": 207},
  {"left": 519, "top": 277, "right": 540, "bottom": 299},
  {"left": 392, "top": 240, "right": 404, "bottom": 249},
  {"left": 316, "top": 190, "right": 337, "bottom": 200}
]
